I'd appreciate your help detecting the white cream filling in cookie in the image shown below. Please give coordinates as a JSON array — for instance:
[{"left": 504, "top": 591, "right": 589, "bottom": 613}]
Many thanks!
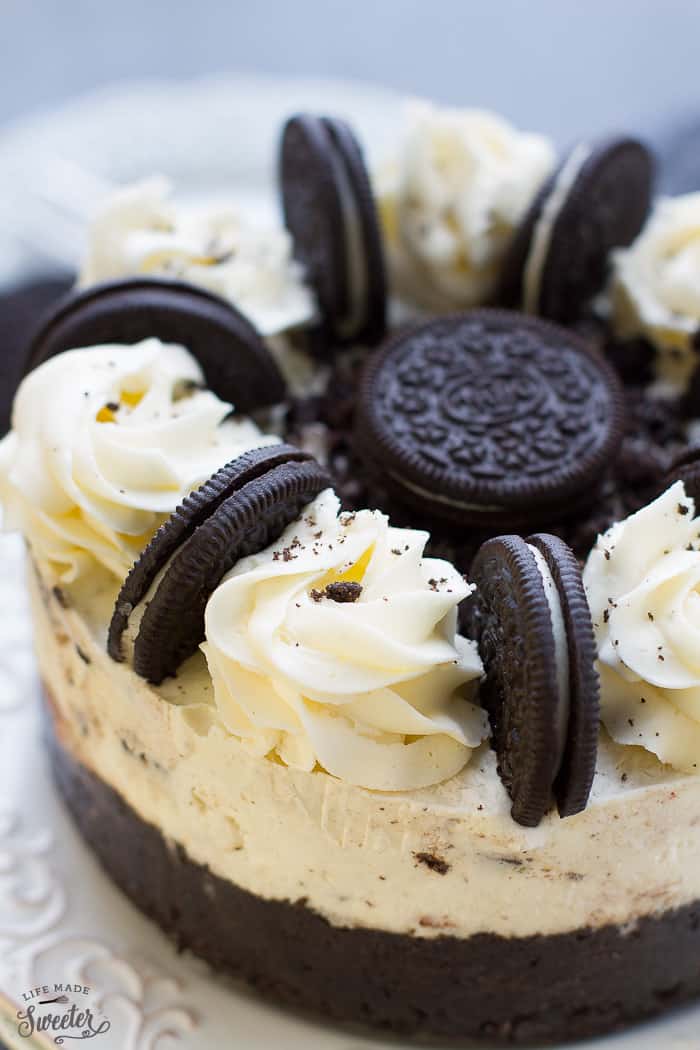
[
  {"left": 325, "top": 135, "right": 370, "bottom": 339},
  {"left": 522, "top": 143, "right": 593, "bottom": 314},
  {"left": 528, "top": 543, "right": 571, "bottom": 775}
]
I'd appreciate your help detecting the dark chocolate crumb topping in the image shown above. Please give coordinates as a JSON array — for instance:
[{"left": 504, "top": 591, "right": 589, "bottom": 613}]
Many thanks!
[
  {"left": 414, "top": 852, "right": 450, "bottom": 876},
  {"left": 52, "top": 586, "right": 69, "bottom": 609},
  {"left": 311, "top": 581, "right": 363, "bottom": 603}
]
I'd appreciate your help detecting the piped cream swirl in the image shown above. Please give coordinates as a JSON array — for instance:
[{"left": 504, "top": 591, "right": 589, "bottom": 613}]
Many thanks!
[
  {"left": 203, "top": 489, "right": 487, "bottom": 791},
  {"left": 376, "top": 101, "right": 554, "bottom": 310},
  {"left": 583, "top": 481, "right": 700, "bottom": 771},
  {"left": 0, "top": 339, "right": 276, "bottom": 581},
  {"left": 79, "top": 176, "right": 315, "bottom": 338},
  {"left": 611, "top": 194, "right": 700, "bottom": 388}
]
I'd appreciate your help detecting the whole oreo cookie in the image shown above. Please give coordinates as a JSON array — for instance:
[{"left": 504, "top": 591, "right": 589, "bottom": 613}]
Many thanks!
[
  {"left": 24, "top": 277, "right": 286, "bottom": 411},
  {"left": 663, "top": 445, "right": 700, "bottom": 503},
  {"left": 466, "top": 532, "right": 600, "bottom": 827},
  {"left": 500, "top": 136, "right": 654, "bottom": 323},
  {"left": 279, "top": 113, "right": 386, "bottom": 349},
  {"left": 108, "top": 444, "right": 331, "bottom": 684},
  {"left": 354, "top": 310, "right": 624, "bottom": 528}
]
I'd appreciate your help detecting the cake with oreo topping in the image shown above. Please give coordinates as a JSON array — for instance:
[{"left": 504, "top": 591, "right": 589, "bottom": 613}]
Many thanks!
[{"left": 2, "top": 98, "right": 700, "bottom": 1046}]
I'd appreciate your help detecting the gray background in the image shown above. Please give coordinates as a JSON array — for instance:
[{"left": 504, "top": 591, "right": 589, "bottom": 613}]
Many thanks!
[{"left": 1, "top": 0, "right": 700, "bottom": 159}]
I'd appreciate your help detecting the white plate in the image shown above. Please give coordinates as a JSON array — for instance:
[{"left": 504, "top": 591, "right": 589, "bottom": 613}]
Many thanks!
[{"left": 0, "top": 74, "right": 700, "bottom": 1050}]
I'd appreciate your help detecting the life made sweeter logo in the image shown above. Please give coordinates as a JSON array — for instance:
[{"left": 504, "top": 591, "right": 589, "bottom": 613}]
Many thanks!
[{"left": 15, "top": 982, "right": 111, "bottom": 1044}]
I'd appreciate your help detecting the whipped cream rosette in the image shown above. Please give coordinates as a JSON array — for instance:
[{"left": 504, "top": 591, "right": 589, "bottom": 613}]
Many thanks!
[
  {"left": 584, "top": 480, "right": 700, "bottom": 770},
  {"left": 611, "top": 193, "right": 700, "bottom": 387},
  {"left": 80, "top": 176, "right": 315, "bottom": 339},
  {"left": 203, "top": 489, "right": 487, "bottom": 790},
  {"left": 376, "top": 101, "right": 554, "bottom": 311},
  {"left": 0, "top": 338, "right": 276, "bottom": 581}
]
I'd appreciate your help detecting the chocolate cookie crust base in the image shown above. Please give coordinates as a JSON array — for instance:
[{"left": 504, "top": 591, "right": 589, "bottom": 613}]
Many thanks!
[{"left": 45, "top": 700, "right": 700, "bottom": 1046}]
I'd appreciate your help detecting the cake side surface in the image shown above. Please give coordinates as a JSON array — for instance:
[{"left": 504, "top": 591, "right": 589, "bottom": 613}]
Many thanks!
[
  {"left": 45, "top": 685, "right": 700, "bottom": 1045},
  {"left": 31, "top": 548, "right": 700, "bottom": 934}
]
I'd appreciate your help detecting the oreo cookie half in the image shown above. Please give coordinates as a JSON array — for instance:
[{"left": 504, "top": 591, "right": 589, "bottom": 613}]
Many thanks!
[
  {"left": 467, "top": 532, "right": 600, "bottom": 827},
  {"left": 354, "top": 310, "right": 624, "bottom": 528},
  {"left": 279, "top": 113, "right": 387, "bottom": 349},
  {"left": 500, "top": 136, "right": 654, "bottom": 323},
  {"left": 24, "top": 277, "right": 286, "bottom": 411},
  {"left": 108, "top": 444, "right": 331, "bottom": 684}
]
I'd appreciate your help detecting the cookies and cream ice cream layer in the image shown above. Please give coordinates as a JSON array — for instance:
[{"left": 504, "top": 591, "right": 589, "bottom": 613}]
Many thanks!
[{"left": 34, "top": 552, "right": 700, "bottom": 942}]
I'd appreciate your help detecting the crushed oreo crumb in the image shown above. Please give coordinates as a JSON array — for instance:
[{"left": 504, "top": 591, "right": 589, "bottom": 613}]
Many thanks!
[
  {"left": 52, "top": 586, "right": 69, "bottom": 609},
  {"left": 311, "top": 581, "right": 363, "bottom": 603},
  {"left": 414, "top": 852, "right": 450, "bottom": 876},
  {"left": 75, "top": 644, "right": 91, "bottom": 665}
]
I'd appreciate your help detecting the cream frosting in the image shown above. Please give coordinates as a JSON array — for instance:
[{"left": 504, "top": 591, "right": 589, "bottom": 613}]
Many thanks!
[
  {"left": 611, "top": 194, "right": 700, "bottom": 387},
  {"left": 79, "top": 176, "right": 316, "bottom": 338},
  {"left": 376, "top": 101, "right": 554, "bottom": 310},
  {"left": 583, "top": 481, "right": 700, "bottom": 772},
  {"left": 202, "top": 489, "right": 487, "bottom": 791},
  {"left": 0, "top": 339, "right": 275, "bottom": 582}
]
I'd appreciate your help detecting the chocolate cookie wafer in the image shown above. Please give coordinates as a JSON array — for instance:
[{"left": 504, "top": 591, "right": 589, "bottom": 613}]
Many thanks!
[
  {"left": 663, "top": 445, "right": 700, "bottom": 503},
  {"left": 354, "top": 310, "right": 624, "bottom": 528},
  {"left": 25, "top": 277, "right": 286, "bottom": 411},
  {"left": 279, "top": 113, "right": 386, "bottom": 349},
  {"left": 108, "top": 444, "right": 331, "bottom": 683},
  {"left": 466, "top": 532, "right": 599, "bottom": 827},
  {"left": 500, "top": 136, "right": 654, "bottom": 323}
]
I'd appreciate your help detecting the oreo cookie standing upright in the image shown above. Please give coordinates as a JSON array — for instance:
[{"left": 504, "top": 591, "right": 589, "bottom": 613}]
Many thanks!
[
  {"left": 108, "top": 444, "right": 331, "bottom": 684},
  {"left": 354, "top": 309, "right": 624, "bottom": 529},
  {"left": 466, "top": 532, "right": 600, "bottom": 827},
  {"left": 279, "top": 113, "right": 387, "bottom": 349},
  {"left": 24, "top": 277, "right": 286, "bottom": 412},
  {"left": 500, "top": 136, "right": 654, "bottom": 323}
]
